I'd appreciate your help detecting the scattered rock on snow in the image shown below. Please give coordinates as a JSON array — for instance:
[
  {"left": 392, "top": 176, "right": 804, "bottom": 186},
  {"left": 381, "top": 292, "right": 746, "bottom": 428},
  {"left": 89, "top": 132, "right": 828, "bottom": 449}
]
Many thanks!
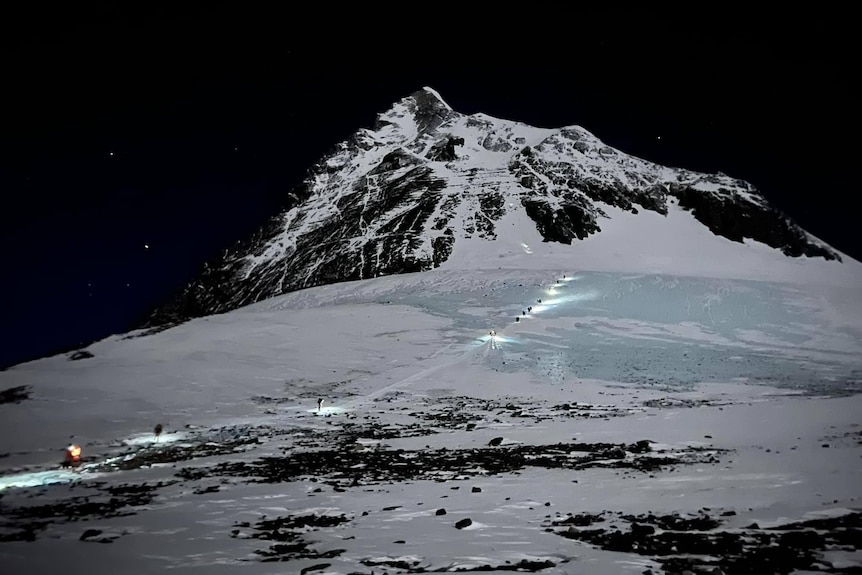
[
  {"left": 79, "top": 529, "right": 103, "bottom": 541},
  {"left": 455, "top": 518, "right": 472, "bottom": 529},
  {"left": 0, "top": 385, "right": 31, "bottom": 404}
]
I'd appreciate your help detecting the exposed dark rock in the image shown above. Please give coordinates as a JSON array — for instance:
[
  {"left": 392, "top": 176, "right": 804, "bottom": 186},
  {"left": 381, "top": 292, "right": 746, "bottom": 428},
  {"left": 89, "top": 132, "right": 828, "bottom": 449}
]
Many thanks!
[
  {"left": 643, "top": 397, "right": 727, "bottom": 409},
  {"left": 630, "top": 522, "right": 656, "bottom": 536},
  {"left": 549, "top": 511, "right": 862, "bottom": 575},
  {"left": 79, "top": 528, "right": 102, "bottom": 541},
  {"left": 300, "top": 564, "right": 330, "bottom": 575},
  {"left": 68, "top": 350, "right": 94, "bottom": 361},
  {"left": 619, "top": 511, "right": 722, "bottom": 531},
  {"left": 0, "top": 480, "right": 173, "bottom": 536},
  {"left": 605, "top": 447, "right": 627, "bottom": 459},
  {"left": 506, "top": 559, "right": 557, "bottom": 572},
  {"left": 78, "top": 528, "right": 119, "bottom": 543},
  {"left": 192, "top": 485, "right": 221, "bottom": 495},
  {"left": 90, "top": 434, "right": 262, "bottom": 473},
  {"left": 432, "top": 234, "right": 455, "bottom": 267},
  {"left": 455, "top": 517, "right": 472, "bottom": 529},
  {"left": 512, "top": 141, "right": 667, "bottom": 219},
  {"left": 387, "top": 87, "right": 458, "bottom": 134},
  {"left": 363, "top": 557, "right": 421, "bottom": 570},
  {"left": 0, "top": 524, "right": 45, "bottom": 542},
  {"left": 522, "top": 198, "right": 601, "bottom": 244},
  {"left": 362, "top": 556, "right": 559, "bottom": 573},
  {"left": 426, "top": 136, "right": 465, "bottom": 161},
  {"left": 0, "top": 385, "right": 31, "bottom": 405},
  {"left": 231, "top": 512, "right": 350, "bottom": 562},
  {"left": 670, "top": 183, "right": 840, "bottom": 260},
  {"left": 628, "top": 440, "right": 652, "bottom": 454},
  {"left": 0, "top": 383, "right": 851, "bottom": 575},
  {"left": 556, "top": 513, "right": 600, "bottom": 527},
  {"left": 185, "top": 437, "right": 720, "bottom": 487}
]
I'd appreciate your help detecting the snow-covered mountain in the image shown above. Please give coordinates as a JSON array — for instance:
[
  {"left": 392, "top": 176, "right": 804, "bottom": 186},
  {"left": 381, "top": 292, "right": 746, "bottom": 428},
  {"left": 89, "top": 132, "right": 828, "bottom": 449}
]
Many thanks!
[
  {"left": 3, "top": 89, "right": 862, "bottom": 573},
  {"left": 145, "top": 87, "right": 846, "bottom": 327}
]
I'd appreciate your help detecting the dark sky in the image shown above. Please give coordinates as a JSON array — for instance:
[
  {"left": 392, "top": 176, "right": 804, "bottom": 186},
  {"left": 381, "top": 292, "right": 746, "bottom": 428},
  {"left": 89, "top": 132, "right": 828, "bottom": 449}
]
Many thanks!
[{"left": 1, "top": 5, "right": 857, "bottom": 369}]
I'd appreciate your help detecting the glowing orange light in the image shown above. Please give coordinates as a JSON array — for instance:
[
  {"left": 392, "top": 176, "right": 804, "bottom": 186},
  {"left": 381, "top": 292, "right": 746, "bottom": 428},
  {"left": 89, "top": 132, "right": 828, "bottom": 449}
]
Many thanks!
[{"left": 68, "top": 445, "right": 82, "bottom": 459}]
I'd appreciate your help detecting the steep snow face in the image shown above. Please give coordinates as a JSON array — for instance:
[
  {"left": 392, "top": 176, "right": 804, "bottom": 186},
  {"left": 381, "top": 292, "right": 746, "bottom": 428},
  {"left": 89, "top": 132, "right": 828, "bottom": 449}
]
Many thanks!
[{"left": 145, "top": 87, "right": 853, "bottom": 326}]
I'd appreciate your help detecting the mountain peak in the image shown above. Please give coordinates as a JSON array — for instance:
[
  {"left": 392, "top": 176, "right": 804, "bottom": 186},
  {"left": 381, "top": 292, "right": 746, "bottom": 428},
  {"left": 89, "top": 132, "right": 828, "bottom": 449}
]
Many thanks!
[
  {"left": 373, "top": 86, "right": 458, "bottom": 136},
  {"left": 143, "top": 90, "right": 856, "bottom": 328},
  {"left": 417, "top": 86, "right": 452, "bottom": 111}
]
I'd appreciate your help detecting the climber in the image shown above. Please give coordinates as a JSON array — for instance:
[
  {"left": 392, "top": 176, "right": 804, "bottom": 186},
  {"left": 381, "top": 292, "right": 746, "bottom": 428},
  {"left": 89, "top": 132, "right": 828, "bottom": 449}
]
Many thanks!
[{"left": 63, "top": 444, "right": 82, "bottom": 468}]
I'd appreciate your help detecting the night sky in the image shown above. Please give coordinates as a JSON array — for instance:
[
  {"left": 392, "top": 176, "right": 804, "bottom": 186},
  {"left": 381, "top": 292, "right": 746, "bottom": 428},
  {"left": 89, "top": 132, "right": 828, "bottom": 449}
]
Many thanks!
[{"left": 1, "top": 5, "right": 856, "bottom": 369}]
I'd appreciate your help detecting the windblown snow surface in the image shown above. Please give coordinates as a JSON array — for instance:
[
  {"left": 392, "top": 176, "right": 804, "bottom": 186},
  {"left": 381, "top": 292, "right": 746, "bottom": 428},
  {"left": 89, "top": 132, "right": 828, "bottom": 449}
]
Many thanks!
[{"left": 1, "top": 202, "right": 862, "bottom": 574}]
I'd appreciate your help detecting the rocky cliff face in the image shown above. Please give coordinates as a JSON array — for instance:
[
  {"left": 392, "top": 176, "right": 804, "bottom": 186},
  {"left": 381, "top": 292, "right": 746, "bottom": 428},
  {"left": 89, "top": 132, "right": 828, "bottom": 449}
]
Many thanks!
[{"left": 144, "top": 87, "right": 840, "bottom": 327}]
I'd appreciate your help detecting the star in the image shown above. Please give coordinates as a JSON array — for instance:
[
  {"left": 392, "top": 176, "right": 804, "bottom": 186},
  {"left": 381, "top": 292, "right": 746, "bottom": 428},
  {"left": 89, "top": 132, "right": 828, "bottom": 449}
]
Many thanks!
[
  {"left": 109, "top": 151, "right": 115, "bottom": 156},
  {"left": 144, "top": 244, "right": 149, "bottom": 249}
]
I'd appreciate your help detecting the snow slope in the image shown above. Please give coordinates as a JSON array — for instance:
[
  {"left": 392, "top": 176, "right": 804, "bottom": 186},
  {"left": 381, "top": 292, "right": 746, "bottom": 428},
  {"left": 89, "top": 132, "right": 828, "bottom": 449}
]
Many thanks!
[{"left": 1, "top": 262, "right": 861, "bottom": 574}]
